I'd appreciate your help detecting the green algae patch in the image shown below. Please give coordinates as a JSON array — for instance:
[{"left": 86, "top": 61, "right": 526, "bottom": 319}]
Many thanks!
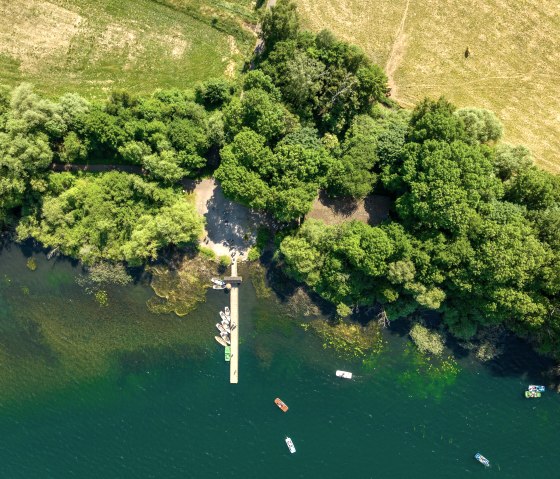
[
  {"left": 26, "top": 258, "right": 37, "bottom": 271},
  {"left": 309, "top": 319, "right": 384, "bottom": 360},
  {"left": 398, "top": 343, "right": 460, "bottom": 401},
  {"left": 147, "top": 254, "right": 217, "bottom": 317},
  {"left": 249, "top": 263, "right": 273, "bottom": 299}
]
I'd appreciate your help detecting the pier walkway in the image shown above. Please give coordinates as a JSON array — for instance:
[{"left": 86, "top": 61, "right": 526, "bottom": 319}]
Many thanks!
[{"left": 229, "top": 260, "right": 239, "bottom": 384}]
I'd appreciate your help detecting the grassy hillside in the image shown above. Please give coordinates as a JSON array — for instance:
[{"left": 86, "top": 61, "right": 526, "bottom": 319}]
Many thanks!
[
  {"left": 295, "top": 0, "right": 560, "bottom": 172},
  {"left": 0, "top": 0, "right": 257, "bottom": 98}
]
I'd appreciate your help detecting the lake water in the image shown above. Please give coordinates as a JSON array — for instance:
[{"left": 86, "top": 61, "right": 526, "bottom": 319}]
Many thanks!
[{"left": 0, "top": 241, "right": 559, "bottom": 479}]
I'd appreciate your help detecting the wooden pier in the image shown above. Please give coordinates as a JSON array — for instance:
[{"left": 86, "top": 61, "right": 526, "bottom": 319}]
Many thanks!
[{"left": 229, "top": 260, "right": 240, "bottom": 384}]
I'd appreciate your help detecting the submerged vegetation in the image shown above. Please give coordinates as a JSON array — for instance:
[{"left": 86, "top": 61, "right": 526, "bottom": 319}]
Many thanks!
[
  {"left": 309, "top": 319, "right": 384, "bottom": 360},
  {"left": 398, "top": 343, "right": 460, "bottom": 400},
  {"left": 147, "top": 254, "right": 217, "bottom": 316}
]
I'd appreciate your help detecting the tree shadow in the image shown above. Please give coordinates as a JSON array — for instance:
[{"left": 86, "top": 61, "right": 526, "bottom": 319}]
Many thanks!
[{"left": 363, "top": 195, "right": 392, "bottom": 225}]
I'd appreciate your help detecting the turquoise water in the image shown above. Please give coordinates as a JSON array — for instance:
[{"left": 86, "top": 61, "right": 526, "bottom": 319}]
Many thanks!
[{"left": 0, "top": 242, "right": 559, "bottom": 478}]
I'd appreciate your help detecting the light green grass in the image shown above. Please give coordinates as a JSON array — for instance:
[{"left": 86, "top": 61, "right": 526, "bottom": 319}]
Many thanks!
[
  {"left": 295, "top": 0, "right": 560, "bottom": 172},
  {"left": 0, "top": 0, "right": 257, "bottom": 99}
]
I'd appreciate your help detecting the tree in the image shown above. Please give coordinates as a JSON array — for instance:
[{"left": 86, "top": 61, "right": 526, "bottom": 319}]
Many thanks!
[
  {"left": 17, "top": 172, "right": 203, "bottom": 265},
  {"left": 407, "top": 97, "right": 464, "bottom": 144},
  {"left": 261, "top": 0, "right": 300, "bottom": 49},
  {"left": 455, "top": 107, "right": 503, "bottom": 145}
]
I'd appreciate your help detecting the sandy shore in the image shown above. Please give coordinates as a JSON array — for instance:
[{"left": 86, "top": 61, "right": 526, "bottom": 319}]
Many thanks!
[{"left": 188, "top": 178, "right": 267, "bottom": 262}]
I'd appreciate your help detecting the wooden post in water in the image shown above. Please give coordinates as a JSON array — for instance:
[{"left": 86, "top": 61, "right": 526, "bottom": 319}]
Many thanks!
[{"left": 229, "top": 259, "right": 239, "bottom": 384}]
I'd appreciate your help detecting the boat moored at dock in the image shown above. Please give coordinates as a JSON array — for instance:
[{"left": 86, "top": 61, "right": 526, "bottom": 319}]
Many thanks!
[
  {"left": 285, "top": 437, "right": 296, "bottom": 454},
  {"left": 215, "top": 336, "right": 228, "bottom": 347},
  {"left": 225, "top": 346, "right": 231, "bottom": 362},
  {"left": 274, "top": 398, "right": 288, "bottom": 412},
  {"left": 220, "top": 311, "right": 229, "bottom": 323},
  {"left": 211, "top": 278, "right": 225, "bottom": 287}
]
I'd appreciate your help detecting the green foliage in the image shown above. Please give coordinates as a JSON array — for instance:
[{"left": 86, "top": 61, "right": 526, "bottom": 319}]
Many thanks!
[
  {"left": 216, "top": 128, "right": 333, "bottom": 222},
  {"left": 195, "top": 78, "right": 233, "bottom": 109},
  {"left": 17, "top": 172, "right": 204, "bottom": 265},
  {"left": 455, "top": 107, "right": 503, "bottom": 145},
  {"left": 198, "top": 246, "right": 216, "bottom": 260},
  {"left": 260, "top": 24, "right": 388, "bottom": 133},
  {"left": 261, "top": 0, "right": 300, "bottom": 49}
]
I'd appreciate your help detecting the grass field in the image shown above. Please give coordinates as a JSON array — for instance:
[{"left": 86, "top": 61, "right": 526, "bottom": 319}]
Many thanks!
[
  {"left": 0, "top": 0, "right": 257, "bottom": 99},
  {"left": 295, "top": 0, "right": 560, "bottom": 172}
]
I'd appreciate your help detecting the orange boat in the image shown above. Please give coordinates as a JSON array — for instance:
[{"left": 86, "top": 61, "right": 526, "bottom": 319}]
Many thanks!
[{"left": 274, "top": 398, "right": 289, "bottom": 413}]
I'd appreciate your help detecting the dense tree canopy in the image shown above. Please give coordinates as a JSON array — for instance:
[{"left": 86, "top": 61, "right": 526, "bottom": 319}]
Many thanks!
[{"left": 17, "top": 172, "right": 203, "bottom": 265}]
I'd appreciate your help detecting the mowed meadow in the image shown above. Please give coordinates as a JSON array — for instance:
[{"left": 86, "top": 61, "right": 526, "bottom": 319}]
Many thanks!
[
  {"left": 0, "top": 0, "right": 257, "bottom": 98},
  {"left": 295, "top": 0, "right": 560, "bottom": 172}
]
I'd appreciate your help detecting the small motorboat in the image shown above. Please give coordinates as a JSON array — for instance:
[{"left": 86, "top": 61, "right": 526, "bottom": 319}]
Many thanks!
[
  {"left": 274, "top": 398, "right": 289, "bottom": 412},
  {"left": 528, "top": 385, "right": 545, "bottom": 392},
  {"left": 336, "top": 370, "right": 353, "bottom": 379},
  {"left": 220, "top": 311, "right": 229, "bottom": 323},
  {"left": 212, "top": 285, "right": 226, "bottom": 290},
  {"left": 525, "top": 390, "right": 541, "bottom": 398},
  {"left": 225, "top": 346, "right": 231, "bottom": 361},
  {"left": 211, "top": 278, "right": 225, "bottom": 287},
  {"left": 474, "top": 453, "right": 490, "bottom": 467},
  {"left": 285, "top": 437, "right": 296, "bottom": 454},
  {"left": 215, "top": 336, "right": 228, "bottom": 347},
  {"left": 225, "top": 306, "right": 230, "bottom": 317},
  {"left": 216, "top": 322, "right": 226, "bottom": 334},
  {"left": 220, "top": 332, "right": 231, "bottom": 345},
  {"left": 221, "top": 320, "right": 231, "bottom": 333}
]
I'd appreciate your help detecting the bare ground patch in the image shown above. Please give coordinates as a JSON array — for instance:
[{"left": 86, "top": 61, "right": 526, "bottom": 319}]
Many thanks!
[
  {"left": 0, "top": 0, "right": 83, "bottom": 71},
  {"left": 306, "top": 192, "right": 391, "bottom": 226}
]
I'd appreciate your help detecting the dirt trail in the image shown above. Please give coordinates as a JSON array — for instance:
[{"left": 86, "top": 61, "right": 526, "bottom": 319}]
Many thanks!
[{"left": 385, "top": 0, "right": 410, "bottom": 101}]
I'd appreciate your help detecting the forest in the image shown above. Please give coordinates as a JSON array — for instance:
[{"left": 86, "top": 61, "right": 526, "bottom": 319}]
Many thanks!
[{"left": 1, "top": 0, "right": 559, "bottom": 356}]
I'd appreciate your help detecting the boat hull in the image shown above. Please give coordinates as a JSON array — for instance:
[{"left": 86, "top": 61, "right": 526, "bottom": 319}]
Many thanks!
[
  {"left": 336, "top": 370, "right": 353, "bottom": 379},
  {"left": 220, "top": 311, "right": 229, "bottom": 323},
  {"left": 525, "top": 390, "right": 541, "bottom": 398},
  {"left": 528, "top": 385, "right": 545, "bottom": 392},
  {"left": 474, "top": 453, "right": 490, "bottom": 467},
  {"left": 274, "top": 398, "right": 289, "bottom": 412},
  {"left": 285, "top": 437, "right": 296, "bottom": 454},
  {"left": 215, "top": 336, "right": 227, "bottom": 347},
  {"left": 225, "top": 346, "right": 231, "bottom": 362}
]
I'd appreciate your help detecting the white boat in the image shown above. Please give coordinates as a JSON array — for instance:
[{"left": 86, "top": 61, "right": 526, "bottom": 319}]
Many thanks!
[
  {"left": 474, "top": 453, "right": 490, "bottom": 467},
  {"left": 220, "top": 332, "right": 231, "bottom": 345},
  {"left": 528, "top": 385, "right": 545, "bottom": 392},
  {"left": 220, "top": 311, "right": 230, "bottom": 323},
  {"left": 285, "top": 437, "right": 296, "bottom": 454},
  {"left": 215, "top": 336, "right": 227, "bottom": 347},
  {"left": 212, "top": 285, "right": 225, "bottom": 290},
  {"left": 221, "top": 320, "right": 231, "bottom": 333},
  {"left": 225, "top": 306, "right": 230, "bottom": 318},
  {"left": 211, "top": 278, "right": 225, "bottom": 287},
  {"left": 336, "top": 370, "right": 353, "bottom": 379},
  {"left": 216, "top": 323, "right": 226, "bottom": 334}
]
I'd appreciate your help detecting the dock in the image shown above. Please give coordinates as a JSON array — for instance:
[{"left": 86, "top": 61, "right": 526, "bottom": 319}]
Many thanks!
[{"left": 229, "top": 260, "right": 240, "bottom": 384}]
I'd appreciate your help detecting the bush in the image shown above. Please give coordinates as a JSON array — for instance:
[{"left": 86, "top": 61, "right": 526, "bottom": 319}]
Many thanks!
[
  {"left": 409, "top": 323, "right": 445, "bottom": 356},
  {"left": 198, "top": 246, "right": 216, "bottom": 260}
]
